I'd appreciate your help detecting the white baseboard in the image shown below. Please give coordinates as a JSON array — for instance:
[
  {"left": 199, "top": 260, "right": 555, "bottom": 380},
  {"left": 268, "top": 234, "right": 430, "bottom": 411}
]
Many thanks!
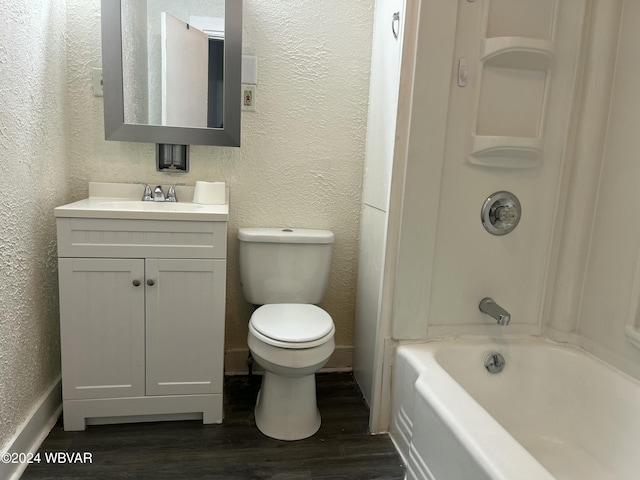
[
  {"left": 0, "top": 376, "right": 62, "bottom": 480},
  {"left": 224, "top": 345, "right": 353, "bottom": 376}
]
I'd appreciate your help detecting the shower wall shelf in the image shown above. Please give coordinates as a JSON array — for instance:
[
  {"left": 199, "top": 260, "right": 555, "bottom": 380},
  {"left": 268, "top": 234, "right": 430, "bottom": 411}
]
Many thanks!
[
  {"left": 482, "top": 37, "right": 554, "bottom": 71},
  {"left": 467, "top": 1, "right": 560, "bottom": 171},
  {"left": 469, "top": 135, "right": 542, "bottom": 169},
  {"left": 470, "top": 35, "right": 553, "bottom": 169}
]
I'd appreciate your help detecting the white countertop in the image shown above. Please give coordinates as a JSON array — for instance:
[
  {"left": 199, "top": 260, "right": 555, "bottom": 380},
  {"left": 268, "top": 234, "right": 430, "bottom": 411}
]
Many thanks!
[{"left": 54, "top": 182, "right": 229, "bottom": 221}]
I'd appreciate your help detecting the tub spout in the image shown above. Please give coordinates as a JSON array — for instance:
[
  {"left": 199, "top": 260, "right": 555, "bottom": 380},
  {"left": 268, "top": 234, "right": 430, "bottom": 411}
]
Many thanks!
[{"left": 479, "top": 298, "right": 511, "bottom": 326}]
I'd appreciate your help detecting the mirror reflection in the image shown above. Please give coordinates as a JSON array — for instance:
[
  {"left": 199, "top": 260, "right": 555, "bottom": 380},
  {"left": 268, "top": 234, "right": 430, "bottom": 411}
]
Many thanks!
[{"left": 121, "top": 0, "right": 225, "bottom": 129}]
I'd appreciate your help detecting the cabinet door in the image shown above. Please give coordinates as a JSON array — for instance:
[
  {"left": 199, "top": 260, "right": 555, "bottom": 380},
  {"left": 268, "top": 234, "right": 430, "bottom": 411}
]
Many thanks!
[
  {"left": 145, "top": 259, "right": 226, "bottom": 396},
  {"left": 58, "top": 258, "right": 145, "bottom": 400}
]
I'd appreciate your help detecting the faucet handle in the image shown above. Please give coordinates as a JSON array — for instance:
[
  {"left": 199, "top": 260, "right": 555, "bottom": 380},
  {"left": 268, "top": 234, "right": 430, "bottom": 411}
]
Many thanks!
[
  {"left": 165, "top": 183, "right": 185, "bottom": 203},
  {"left": 137, "top": 183, "right": 153, "bottom": 202}
]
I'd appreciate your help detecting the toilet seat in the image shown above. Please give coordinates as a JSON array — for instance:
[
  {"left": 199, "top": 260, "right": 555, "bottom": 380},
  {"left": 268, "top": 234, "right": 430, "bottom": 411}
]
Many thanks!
[{"left": 249, "top": 304, "right": 335, "bottom": 349}]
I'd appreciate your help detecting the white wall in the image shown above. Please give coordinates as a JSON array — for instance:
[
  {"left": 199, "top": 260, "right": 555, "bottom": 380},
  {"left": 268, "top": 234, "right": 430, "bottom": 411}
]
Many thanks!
[
  {"left": 390, "top": 0, "right": 586, "bottom": 341},
  {"left": 547, "top": 0, "right": 640, "bottom": 380},
  {"left": 64, "top": 0, "right": 374, "bottom": 353},
  {"left": 354, "top": 0, "right": 405, "bottom": 408},
  {"left": 0, "top": 0, "right": 69, "bottom": 449}
]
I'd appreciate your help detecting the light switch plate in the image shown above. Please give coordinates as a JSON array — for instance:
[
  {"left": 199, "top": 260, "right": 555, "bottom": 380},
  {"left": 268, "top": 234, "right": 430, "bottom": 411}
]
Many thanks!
[{"left": 242, "top": 55, "right": 258, "bottom": 84}]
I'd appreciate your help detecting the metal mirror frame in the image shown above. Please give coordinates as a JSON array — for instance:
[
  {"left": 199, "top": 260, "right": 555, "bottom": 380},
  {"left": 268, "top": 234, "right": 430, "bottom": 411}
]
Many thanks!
[{"left": 101, "top": 0, "right": 242, "bottom": 147}]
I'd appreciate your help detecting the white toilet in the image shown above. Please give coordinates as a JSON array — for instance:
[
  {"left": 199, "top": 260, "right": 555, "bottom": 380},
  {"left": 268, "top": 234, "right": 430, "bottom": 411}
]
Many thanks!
[{"left": 238, "top": 227, "right": 336, "bottom": 441}]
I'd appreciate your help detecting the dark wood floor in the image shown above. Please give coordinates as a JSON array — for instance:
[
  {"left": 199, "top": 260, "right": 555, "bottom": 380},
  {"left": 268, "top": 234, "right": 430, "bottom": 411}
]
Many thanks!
[{"left": 22, "top": 373, "right": 405, "bottom": 479}]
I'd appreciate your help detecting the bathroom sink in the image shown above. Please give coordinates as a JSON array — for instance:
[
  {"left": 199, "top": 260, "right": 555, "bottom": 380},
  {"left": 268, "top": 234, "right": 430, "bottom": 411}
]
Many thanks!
[
  {"left": 54, "top": 183, "right": 229, "bottom": 221},
  {"left": 99, "top": 200, "right": 205, "bottom": 212},
  {"left": 55, "top": 198, "right": 228, "bottom": 221}
]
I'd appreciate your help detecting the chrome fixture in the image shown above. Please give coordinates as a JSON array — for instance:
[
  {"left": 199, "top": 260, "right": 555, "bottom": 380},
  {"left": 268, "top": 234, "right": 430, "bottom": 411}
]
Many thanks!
[
  {"left": 141, "top": 183, "right": 153, "bottom": 202},
  {"left": 392, "top": 12, "right": 400, "bottom": 40},
  {"left": 153, "top": 186, "right": 165, "bottom": 202},
  {"left": 165, "top": 183, "right": 184, "bottom": 203},
  {"left": 140, "top": 183, "right": 183, "bottom": 202},
  {"left": 481, "top": 191, "right": 521, "bottom": 236},
  {"left": 157, "top": 144, "right": 189, "bottom": 173},
  {"left": 479, "top": 298, "right": 511, "bottom": 326},
  {"left": 484, "top": 353, "right": 505, "bottom": 374}
]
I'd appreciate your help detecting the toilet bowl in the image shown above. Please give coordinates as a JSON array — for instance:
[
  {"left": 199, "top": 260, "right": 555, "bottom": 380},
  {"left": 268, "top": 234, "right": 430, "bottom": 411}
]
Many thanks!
[
  {"left": 238, "top": 227, "right": 336, "bottom": 441},
  {"left": 247, "top": 303, "right": 335, "bottom": 440}
]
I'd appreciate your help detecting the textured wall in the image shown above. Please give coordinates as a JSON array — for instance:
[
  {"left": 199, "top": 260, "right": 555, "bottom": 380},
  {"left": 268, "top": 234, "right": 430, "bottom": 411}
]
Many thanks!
[
  {"left": 0, "top": 0, "right": 69, "bottom": 448},
  {"left": 65, "top": 0, "right": 374, "bottom": 350}
]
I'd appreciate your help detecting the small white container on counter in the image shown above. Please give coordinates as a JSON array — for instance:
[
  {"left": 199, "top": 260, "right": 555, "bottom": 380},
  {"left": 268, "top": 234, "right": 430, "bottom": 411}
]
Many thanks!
[{"left": 192, "top": 181, "right": 226, "bottom": 205}]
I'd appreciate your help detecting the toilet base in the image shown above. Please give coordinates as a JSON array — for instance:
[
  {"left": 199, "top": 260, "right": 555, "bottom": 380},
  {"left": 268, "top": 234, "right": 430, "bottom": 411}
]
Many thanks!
[{"left": 254, "top": 371, "right": 321, "bottom": 441}]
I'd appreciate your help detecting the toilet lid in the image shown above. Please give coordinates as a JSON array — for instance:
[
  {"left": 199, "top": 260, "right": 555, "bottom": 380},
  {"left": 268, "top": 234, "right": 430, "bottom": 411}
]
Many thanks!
[{"left": 250, "top": 304, "right": 334, "bottom": 343}]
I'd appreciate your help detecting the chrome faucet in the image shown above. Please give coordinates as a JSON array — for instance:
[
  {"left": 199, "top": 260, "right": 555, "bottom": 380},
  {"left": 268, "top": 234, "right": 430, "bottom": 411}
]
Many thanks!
[
  {"left": 165, "top": 183, "right": 184, "bottom": 202},
  {"left": 479, "top": 298, "right": 511, "bottom": 326},
  {"left": 140, "top": 183, "right": 153, "bottom": 201},
  {"left": 153, "top": 185, "right": 165, "bottom": 202},
  {"left": 139, "top": 183, "right": 183, "bottom": 202}
]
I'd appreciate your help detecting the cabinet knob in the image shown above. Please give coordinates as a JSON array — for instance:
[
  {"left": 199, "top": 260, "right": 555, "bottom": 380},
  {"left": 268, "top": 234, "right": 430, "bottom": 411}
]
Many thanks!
[
  {"left": 132, "top": 280, "right": 141, "bottom": 287},
  {"left": 147, "top": 279, "right": 156, "bottom": 286}
]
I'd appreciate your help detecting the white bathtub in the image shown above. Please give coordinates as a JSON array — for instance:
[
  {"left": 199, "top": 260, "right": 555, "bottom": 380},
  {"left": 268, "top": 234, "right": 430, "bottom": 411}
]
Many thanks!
[{"left": 390, "top": 338, "right": 640, "bottom": 480}]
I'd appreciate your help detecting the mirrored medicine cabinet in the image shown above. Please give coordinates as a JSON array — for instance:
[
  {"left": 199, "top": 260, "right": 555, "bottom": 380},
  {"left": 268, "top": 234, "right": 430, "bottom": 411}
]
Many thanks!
[{"left": 100, "top": 0, "right": 242, "bottom": 166}]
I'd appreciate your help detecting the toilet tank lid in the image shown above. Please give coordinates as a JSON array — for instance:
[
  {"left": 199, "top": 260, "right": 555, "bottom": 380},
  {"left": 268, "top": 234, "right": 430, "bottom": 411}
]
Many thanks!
[{"left": 238, "top": 227, "right": 334, "bottom": 244}]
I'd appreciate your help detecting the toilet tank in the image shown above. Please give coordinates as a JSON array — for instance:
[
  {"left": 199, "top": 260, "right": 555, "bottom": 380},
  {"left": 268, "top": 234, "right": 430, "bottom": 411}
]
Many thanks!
[{"left": 238, "top": 228, "right": 334, "bottom": 305}]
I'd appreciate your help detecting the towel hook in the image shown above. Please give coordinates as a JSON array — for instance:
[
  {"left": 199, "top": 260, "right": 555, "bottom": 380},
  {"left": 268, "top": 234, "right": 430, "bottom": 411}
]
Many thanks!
[{"left": 392, "top": 12, "right": 400, "bottom": 40}]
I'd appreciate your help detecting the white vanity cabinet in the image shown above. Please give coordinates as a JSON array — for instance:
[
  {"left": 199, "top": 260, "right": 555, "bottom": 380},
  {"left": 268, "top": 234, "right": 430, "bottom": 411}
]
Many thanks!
[{"left": 55, "top": 211, "right": 227, "bottom": 431}]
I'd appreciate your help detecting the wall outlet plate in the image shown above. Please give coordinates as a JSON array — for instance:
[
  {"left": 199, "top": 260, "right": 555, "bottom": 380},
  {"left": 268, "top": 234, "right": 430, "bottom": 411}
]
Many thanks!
[{"left": 242, "top": 84, "right": 256, "bottom": 112}]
